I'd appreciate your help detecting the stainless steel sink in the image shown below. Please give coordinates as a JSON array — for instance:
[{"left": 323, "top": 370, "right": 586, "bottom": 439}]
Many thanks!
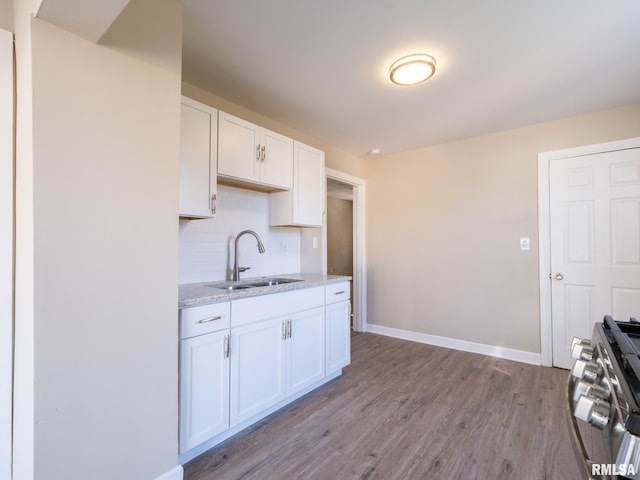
[
  {"left": 247, "top": 278, "right": 302, "bottom": 287},
  {"left": 205, "top": 277, "right": 302, "bottom": 291},
  {"left": 205, "top": 282, "right": 253, "bottom": 291}
]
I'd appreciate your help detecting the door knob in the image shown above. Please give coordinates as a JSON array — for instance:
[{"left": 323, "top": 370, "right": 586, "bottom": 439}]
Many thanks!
[{"left": 555, "top": 273, "right": 564, "bottom": 281}]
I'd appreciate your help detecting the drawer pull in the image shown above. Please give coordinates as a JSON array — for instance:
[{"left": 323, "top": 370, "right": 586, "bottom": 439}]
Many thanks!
[
  {"left": 197, "top": 315, "right": 222, "bottom": 324},
  {"left": 334, "top": 291, "right": 345, "bottom": 295}
]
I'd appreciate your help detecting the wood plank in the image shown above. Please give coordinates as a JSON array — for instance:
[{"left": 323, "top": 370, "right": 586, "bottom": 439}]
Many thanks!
[{"left": 184, "top": 333, "right": 582, "bottom": 479}]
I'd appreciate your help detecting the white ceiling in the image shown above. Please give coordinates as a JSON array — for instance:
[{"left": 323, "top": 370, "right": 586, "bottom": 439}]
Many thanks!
[{"left": 181, "top": 0, "right": 640, "bottom": 157}]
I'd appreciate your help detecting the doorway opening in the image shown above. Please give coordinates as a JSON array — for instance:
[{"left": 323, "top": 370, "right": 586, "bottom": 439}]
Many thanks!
[
  {"left": 327, "top": 179, "right": 354, "bottom": 326},
  {"left": 325, "top": 169, "right": 366, "bottom": 332}
]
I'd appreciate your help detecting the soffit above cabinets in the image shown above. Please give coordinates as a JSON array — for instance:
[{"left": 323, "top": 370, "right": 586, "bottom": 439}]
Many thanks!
[{"left": 37, "top": 0, "right": 130, "bottom": 43}]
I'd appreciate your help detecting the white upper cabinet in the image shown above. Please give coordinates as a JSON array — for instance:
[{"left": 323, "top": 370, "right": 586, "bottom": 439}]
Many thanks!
[
  {"left": 270, "top": 141, "right": 325, "bottom": 227},
  {"left": 179, "top": 97, "right": 218, "bottom": 218},
  {"left": 218, "top": 111, "right": 293, "bottom": 191}
]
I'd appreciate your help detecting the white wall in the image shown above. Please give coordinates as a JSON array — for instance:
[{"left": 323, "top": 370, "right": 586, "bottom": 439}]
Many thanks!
[
  {"left": 0, "top": 25, "right": 13, "bottom": 480},
  {"left": 13, "top": 0, "right": 184, "bottom": 478},
  {"left": 179, "top": 185, "right": 301, "bottom": 284},
  {"left": 366, "top": 103, "right": 640, "bottom": 356},
  {"left": 0, "top": 0, "right": 11, "bottom": 32},
  {"left": 13, "top": 1, "right": 39, "bottom": 477}
]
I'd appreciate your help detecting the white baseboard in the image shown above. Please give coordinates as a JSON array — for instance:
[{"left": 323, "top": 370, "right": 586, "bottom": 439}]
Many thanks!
[
  {"left": 155, "top": 465, "right": 183, "bottom": 480},
  {"left": 366, "top": 324, "right": 542, "bottom": 366}
]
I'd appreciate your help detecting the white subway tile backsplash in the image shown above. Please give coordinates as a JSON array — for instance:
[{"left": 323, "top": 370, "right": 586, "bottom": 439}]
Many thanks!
[{"left": 179, "top": 185, "right": 301, "bottom": 284}]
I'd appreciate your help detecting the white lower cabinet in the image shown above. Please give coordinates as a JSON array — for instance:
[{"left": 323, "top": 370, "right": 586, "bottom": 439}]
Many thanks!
[
  {"left": 286, "top": 306, "right": 325, "bottom": 395},
  {"left": 179, "top": 282, "right": 351, "bottom": 458},
  {"left": 325, "top": 282, "right": 352, "bottom": 374},
  {"left": 179, "top": 331, "right": 230, "bottom": 453},
  {"left": 229, "top": 305, "right": 325, "bottom": 427},
  {"left": 229, "top": 317, "right": 286, "bottom": 426},
  {"left": 179, "top": 303, "right": 231, "bottom": 454}
]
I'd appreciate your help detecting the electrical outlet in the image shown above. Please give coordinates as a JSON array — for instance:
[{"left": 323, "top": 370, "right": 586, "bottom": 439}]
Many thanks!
[
  {"left": 520, "top": 237, "right": 530, "bottom": 250},
  {"left": 281, "top": 242, "right": 288, "bottom": 255}
]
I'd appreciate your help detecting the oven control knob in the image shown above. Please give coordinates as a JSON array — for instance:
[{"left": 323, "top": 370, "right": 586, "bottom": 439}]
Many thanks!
[
  {"left": 571, "top": 337, "right": 592, "bottom": 350},
  {"left": 573, "top": 380, "right": 610, "bottom": 402},
  {"left": 574, "top": 395, "right": 610, "bottom": 429},
  {"left": 573, "top": 380, "right": 590, "bottom": 401},
  {"left": 571, "top": 343, "right": 594, "bottom": 361},
  {"left": 572, "top": 359, "right": 600, "bottom": 382}
]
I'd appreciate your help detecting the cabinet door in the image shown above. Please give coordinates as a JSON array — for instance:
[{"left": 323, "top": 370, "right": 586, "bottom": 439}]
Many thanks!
[
  {"left": 218, "top": 111, "right": 260, "bottom": 183},
  {"left": 293, "top": 141, "right": 325, "bottom": 226},
  {"left": 180, "top": 330, "right": 229, "bottom": 453},
  {"left": 179, "top": 98, "right": 217, "bottom": 218},
  {"left": 269, "top": 141, "right": 324, "bottom": 227},
  {"left": 286, "top": 307, "right": 325, "bottom": 395},
  {"left": 325, "top": 301, "right": 351, "bottom": 374},
  {"left": 230, "top": 318, "right": 286, "bottom": 426},
  {"left": 260, "top": 128, "right": 293, "bottom": 189}
]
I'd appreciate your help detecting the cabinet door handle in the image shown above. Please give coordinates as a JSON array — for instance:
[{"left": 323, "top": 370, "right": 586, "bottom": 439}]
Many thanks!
[
  {"left": 261, "top": 145, "right": 266, "bottom": 161},
  {"left": 223, "top": 334, "right": 230, "bottom": 358},
  {"left": 256, "top": 144, "right": 261, "bottom": 161},
  {"left": 211, "top": 193, "right": 217, "bottom": 215},
  {"left": 197, "top": 315, "right": 222, "bottom": 324},
  {"left": 334, "top": 291, "right": 345, "bottom": 295},
  {"left": 282, "top": 320, "right": 287, "bottom": 340},
  {"left": 287, "top": 319, "right": 292, "bottom": 338}
]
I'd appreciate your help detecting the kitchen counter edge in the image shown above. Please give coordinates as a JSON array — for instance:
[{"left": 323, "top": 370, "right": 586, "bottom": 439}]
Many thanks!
[{"left": 179, "top": 274, "right": 352, "bottom": 309}]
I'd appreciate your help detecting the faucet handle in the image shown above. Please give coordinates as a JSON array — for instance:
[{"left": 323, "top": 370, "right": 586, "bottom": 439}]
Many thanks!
[{"left": 238, "top": 266, "right": 251, "bottom": 273}]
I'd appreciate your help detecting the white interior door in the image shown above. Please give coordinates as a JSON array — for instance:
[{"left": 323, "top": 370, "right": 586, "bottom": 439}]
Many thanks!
[{"left": 550, "top": 147, "right": 640, "bottom": 368}]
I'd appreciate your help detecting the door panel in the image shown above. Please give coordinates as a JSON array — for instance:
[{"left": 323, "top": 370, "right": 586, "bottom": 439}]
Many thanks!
[
  {"left": 229, "top": 319, "right": 286, "bottom": 427},
  {"left": 179, "top": 101, "right": 216, "bottom": 218},
  {"left": 565, "top": 201, "right": 594, "bottom": 263},
  {"left": 551, "top": 148, "right": 640, "bottom": 368},
  {"left": 612, "top": 198, "right": 640, "bottom": 264},
  {"left": 260, "top": 128, "right": 293, "bottom": 189},
  {"left": 179, "top": 331, "right": 229, "bottom": 453},
  {"left": 286, "top": 307, "right": 325, "bottom": 395},
  {"left": 218, "top": 111, "right": 260, "bottom": 182}
]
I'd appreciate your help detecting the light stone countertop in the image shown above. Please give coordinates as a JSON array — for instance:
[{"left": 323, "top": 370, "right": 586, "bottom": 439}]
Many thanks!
[{"left": 179, "top": 273, "right": 351, "bottom": 308}]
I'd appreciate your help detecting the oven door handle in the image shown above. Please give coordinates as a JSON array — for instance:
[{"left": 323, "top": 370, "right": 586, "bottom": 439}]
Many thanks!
[{"left": 567, "top": 375, "right": 602, "bottom": 480}]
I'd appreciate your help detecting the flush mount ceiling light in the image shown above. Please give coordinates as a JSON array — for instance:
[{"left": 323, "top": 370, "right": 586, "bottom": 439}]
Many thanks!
[{"left": 389, "top": 53, "right": 436, "bottom": 86}]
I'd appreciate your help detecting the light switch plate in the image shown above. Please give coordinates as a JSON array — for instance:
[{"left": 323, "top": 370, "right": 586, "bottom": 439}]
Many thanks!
[{"left": 520, "top": 237, "right": 530, "bottom": 250}]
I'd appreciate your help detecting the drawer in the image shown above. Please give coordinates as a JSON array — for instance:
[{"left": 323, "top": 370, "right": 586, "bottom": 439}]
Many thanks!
[
  {"left": 179, "top": 302, "right": 230, "bottom": 339},
  {"left": 232, "top": 287, "right": 324, "bottom": 327},
  {"left": 325, "top": 282, "right": 350, "bottom": 304}
]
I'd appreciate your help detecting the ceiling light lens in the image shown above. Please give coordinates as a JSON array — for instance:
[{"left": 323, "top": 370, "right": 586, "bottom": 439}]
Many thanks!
[{"left": 389, "top": 54, "right": 436, "bottom": 86}]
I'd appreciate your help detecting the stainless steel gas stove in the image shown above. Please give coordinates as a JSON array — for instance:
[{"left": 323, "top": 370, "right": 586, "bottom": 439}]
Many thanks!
[{"left": 569, "top": 316, "right": 640, "bottom": 479}]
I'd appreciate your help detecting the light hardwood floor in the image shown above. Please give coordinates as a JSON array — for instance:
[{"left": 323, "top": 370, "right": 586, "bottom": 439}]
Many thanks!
[{"left": 184, "top": 332, "right": 582, "bottom": 480}]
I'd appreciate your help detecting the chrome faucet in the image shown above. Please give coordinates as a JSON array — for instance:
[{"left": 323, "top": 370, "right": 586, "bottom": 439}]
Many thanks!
[{"left": 232, "top": 230, "right": 266, "bottom": 281}]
